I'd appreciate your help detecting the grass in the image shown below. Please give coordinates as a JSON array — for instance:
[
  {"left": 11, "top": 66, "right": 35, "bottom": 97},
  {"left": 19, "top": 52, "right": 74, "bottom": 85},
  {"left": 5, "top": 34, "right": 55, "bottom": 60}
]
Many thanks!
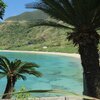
[{"left": 2, "top": 43, "right": 78, "bottom": 53}]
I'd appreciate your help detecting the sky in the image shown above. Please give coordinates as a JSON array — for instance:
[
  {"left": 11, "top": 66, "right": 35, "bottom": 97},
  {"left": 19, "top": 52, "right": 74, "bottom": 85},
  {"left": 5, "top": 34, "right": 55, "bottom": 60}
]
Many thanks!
[{"left": 3, "top": 0, "right": 37, "bottom": 20}]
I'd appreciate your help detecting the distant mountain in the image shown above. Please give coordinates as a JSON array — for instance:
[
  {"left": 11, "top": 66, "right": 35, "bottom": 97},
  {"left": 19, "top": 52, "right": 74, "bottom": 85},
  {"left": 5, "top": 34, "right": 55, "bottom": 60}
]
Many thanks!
[
  {"left": 0, "top": 10, "right": 78, "bottom": 53},
  {"left": 6, "top": 10, "right": 48, "bottom": 21}
]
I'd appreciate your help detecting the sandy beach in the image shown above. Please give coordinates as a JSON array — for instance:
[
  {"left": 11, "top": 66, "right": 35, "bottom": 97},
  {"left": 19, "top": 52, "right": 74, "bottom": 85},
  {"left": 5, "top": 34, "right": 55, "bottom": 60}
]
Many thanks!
[{"left": 0, "top": 50, "right": 80, "bottom": 59}]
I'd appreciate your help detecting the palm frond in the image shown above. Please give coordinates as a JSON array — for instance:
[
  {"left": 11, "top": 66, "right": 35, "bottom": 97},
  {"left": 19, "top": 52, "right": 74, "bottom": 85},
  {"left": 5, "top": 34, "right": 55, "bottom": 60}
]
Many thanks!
[
  {"left": 1, "top": 90, "right": 53, "bottom": 96},
  {"left": 28, "top": 70, "right": 42, "bottom": 77},
  {"left": 0, "top": 71, "right": 6, "bottom": 79},
  {"left": 11, "top": 59, "right": 23, "bottom": 72},
  {"left": 16, "top": 62, "right": 39, "bottom": 74},
  {"left": 0, "top": 56, "right": 10, "bottom": 72},
  {"left": 28, "top": 19, "right": 74, "bottom": 30},
  {"left": 17, "top": 74, "right": 27, "bottom": 80},
  {"left": 26, "top": 0, "right": 100, "bottom": 29},
  {"left": 0, "top": 0, "right": 6, "bottom": 19},
  {"left": 19, "top": 69, "right": 42, "bottom": 77},
  {"left": 26, "top": 1, "right": 76, "bottom": 26},
  {"left": 0, "top": 89, "right": 99, "bottom": 100},
  {"left": 11, "top": 60, "right": 42, "bottom": 78},
  {"left": 0, "top": 56, "right": 10, "bottom": 65},
  {"left": 21, "top": 62, "right": 39, "bottom": 68},
  {"left": 19, "top": 90, "right": 53, "bottom": 94},
  {"left": 0, "top": 65, "right": 7, "bottom": 72},
  {"left": 0, "top": 56, "right": 42, "bottom": 87},
  {"left": 13, "top": 59, "right": 22, "bottom": 68}
]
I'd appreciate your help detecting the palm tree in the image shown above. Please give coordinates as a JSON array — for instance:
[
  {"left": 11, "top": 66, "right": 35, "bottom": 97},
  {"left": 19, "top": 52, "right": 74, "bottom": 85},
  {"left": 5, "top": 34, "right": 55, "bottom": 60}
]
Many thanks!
[
  {"left": 26, "top": 0, "right": 100, "bottom": 99},
  {"left": 0, "top": 56, "right": 42, "bottom": 99}
]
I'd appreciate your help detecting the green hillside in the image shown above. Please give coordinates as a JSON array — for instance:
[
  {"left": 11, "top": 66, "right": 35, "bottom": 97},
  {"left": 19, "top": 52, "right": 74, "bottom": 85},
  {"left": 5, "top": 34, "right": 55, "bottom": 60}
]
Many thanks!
[
  {"left": 1, "top": 10, "right": 96, "bottom": 53},
  {"left": 6, "top": 10, "right": 48, "bottom": 21}
]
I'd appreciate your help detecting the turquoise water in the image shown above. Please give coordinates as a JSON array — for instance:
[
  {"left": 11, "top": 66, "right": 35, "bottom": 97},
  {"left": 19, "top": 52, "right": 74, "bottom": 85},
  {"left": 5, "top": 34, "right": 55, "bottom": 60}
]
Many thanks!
[{"left": 0, "top": 52, "right": 83, "bottom": 97}]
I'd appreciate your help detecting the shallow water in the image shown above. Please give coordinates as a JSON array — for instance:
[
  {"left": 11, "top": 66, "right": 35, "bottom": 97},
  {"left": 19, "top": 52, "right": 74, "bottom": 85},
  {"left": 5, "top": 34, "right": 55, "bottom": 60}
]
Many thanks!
[{"left": 0, "top": 52, "right": 83, "bottom": 97}]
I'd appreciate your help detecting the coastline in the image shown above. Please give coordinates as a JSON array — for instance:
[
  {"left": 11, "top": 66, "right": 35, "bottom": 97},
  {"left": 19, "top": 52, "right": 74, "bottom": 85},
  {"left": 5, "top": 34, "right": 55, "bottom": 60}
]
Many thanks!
[
  {"left": 0, "top": 50, "right": 80, "bottom": 59},
  {"left": 0, "top": 50, "right": 99, "bottom": 100}
]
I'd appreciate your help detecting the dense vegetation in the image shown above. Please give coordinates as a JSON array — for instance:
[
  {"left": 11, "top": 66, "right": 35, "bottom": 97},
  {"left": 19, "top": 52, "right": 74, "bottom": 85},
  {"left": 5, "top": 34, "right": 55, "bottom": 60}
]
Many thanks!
[{"left": 0, "top": 10, "right": 78, "bottom": 53}]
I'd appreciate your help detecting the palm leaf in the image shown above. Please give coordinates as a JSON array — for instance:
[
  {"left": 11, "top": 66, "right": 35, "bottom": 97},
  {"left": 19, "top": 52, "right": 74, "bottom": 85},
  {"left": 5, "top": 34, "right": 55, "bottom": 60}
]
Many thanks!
[
  {"left": 16, "top": 62, "right": 39, "bottom": 74},
  {"left": 26, "top": 0, "right": 100, "bottom": 29},
  {"left": 26, "top": 1, "right": 75, "bottom": 26},
  {"left": 19, "top": 69, "right": 42, "bottom": 77},
  {"left": 0, "top": 0, "right": 6, "bottom": 19},
  {"left": 0, "top": 56, "right": 10, "bottom": 65},
  {"left": 28, "top": 19, "right": 74, "bottom": 30},
  {"left": 13, "top": 60, "right": 22, "bottom": 69},
  {"left": 21, "top": 62, "right": 39, "bottom": 68},
  {"left": 0, "top": 89, "right": 99, "bottom": 100},
  {"left": 28, "top": 70, "right": 42, "bottom": 77},
  {"left": 11, "top": 60, "right": 42, "bottom": 78},
  {"left": 12, "top": 89, "right": 100, "bottom": 100},
  {"left": 0, "top": 56, "right": 10, "bottom": 72},
  {"left": 0, "top": 71, "right": 6, "bottom": 79},
  {"left": 10, "top": 60, "right": 22, "bottom": 73},
  {"left": 0, "top": 56, "right": 42, "bottom": 80},
  {"left": 0, "top": 65, "right": 7, "bottom": 72},
  {"left": 17, "top": 74, "right": 27, "bottom": 80}
]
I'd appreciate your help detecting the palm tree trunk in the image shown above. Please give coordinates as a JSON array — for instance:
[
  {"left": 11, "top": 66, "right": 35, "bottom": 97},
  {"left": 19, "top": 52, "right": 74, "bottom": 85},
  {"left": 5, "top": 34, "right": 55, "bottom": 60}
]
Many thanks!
[
  {"left": 79, "top": 42, "right": 100, "bottom": 99},
  {"left": 2, "top": 76, "right": 16, "bottom": 99}
]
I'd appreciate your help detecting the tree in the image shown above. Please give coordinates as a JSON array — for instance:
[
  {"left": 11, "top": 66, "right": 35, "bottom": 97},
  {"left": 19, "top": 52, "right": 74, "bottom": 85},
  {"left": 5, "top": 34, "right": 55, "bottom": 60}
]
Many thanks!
[
  {"left": 26, "top": 0, "right": 100, "bottom": 99},
  {"left": 0, "top": 0, "right": 6, "bottom": 19},
  {"left": 0, "top": 56, "right": 42, "bottom": 99}
]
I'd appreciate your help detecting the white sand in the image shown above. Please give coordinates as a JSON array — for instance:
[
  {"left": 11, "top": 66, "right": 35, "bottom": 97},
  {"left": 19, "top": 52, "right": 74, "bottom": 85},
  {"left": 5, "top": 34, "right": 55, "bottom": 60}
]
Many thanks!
[{"left": 0, "top": 50, "right": 80, "bottom": 59}]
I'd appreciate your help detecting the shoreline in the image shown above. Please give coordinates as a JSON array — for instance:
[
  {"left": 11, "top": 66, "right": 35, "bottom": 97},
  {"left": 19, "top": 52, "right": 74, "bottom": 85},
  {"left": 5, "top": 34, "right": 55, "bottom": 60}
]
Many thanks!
[
  {"left": 0, "top": 50, "right": 80, "bottom": 58},
  {"left": 0, "top": 50, "right": 98, "bottom": 99}
]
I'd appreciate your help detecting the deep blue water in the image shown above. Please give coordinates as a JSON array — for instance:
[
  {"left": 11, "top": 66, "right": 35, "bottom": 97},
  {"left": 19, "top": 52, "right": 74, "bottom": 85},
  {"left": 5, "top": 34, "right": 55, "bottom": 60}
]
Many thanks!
[{"left": 0, "top": 52, "right": 83, "bottom": 97}]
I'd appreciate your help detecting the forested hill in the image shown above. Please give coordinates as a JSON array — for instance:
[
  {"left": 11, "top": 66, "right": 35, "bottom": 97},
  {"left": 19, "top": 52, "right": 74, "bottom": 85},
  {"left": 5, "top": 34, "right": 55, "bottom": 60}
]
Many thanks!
[{"left": 0, "top": 10, "right": 79, "bottom": 53}]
